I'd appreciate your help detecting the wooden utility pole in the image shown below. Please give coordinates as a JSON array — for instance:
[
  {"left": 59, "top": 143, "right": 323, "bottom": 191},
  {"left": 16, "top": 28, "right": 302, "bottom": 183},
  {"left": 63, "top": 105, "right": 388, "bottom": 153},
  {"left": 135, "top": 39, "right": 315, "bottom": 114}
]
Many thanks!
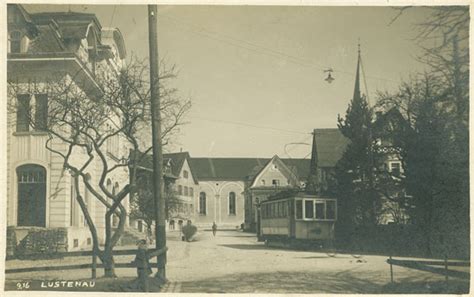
[{"left": 148, "top": 4, "right": 167, "bottom": 281}]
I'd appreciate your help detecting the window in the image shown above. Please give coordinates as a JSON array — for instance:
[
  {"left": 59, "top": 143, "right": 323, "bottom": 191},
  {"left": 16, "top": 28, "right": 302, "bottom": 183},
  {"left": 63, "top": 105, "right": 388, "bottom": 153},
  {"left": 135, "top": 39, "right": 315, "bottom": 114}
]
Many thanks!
[
  {"left": 295, "top": 200, "right": 303, "bottom": 219},
  {"left": 315, "top": 201, "right": 325, "bottom": 220},
  {"left": 189, "top": 187, "right": 194, "bottom": 197},
  {"left": 9, "top": 30, "right": 22, "bottom": 53},
  {"left": 305, "top": 200, "right": 314, "bottom": 219},
  {"left": 16, "top": 164, "right": 47, "bottom": 227},
  {"left": 326, "top": 200, "right": 336, "bottom": 220},
  {"left": 272, "top": 179, "right": 280, "bottom": 186},
  {"left": 178, "top": 185, "right": 183, "bottom": 195},
  {"left": 184, "top": 186, "right": 188, "bottom": 196},
  {"left": 16, "top": 94, "right": 30, "bottom": 132},
  {"left": 16, "top": 94, "right": 48, "bottom": 132},
  {"left": 389, "top": 161, "right": 401, "bottom": 177},
  {"left": 295, "top": 199, "right": 337, "bottom": 221},
  {"left": 199, "top": 192, "right": 206, "bottom": 215},
  {"left": 229, "top": 192, "right": 236, "bottom": 215},
  {"left": 183, "top": 170, "right": 189, "bottom": 179},
  {"left": 261, "top": 179, "right": 265, "bottom": 186},
  {"left": 35, "top": 94, "right": 48, "bottom": 131}
]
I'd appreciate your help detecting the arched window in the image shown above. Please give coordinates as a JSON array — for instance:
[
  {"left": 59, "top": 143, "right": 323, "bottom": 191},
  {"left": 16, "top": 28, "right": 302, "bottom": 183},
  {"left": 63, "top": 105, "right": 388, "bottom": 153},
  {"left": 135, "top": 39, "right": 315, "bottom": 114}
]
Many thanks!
[
  {"left": 17, "top": 164, "right": 46, "bottom": 227},
  {"left": 199, "top": 192, "right": 206, "bottom": 215},
  {"left": 178, "top": 185, "right": 183, "bottom": 195},
  {"left": 228, "top": 192, "right": 236, "bottom": 215}
]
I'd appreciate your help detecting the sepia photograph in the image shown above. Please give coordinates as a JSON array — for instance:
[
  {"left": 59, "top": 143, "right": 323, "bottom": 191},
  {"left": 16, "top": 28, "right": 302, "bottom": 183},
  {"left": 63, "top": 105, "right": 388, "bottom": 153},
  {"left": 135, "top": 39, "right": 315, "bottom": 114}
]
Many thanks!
[{"left": 2, "top": 1, "right": 470, "bottom": 294}]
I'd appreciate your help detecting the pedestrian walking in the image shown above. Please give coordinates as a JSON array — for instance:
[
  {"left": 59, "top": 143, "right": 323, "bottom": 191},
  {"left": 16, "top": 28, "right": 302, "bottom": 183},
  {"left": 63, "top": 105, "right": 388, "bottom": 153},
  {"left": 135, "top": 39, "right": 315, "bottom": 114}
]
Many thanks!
[{"left": 212, "top": 222, "right": 217, "bottom": 237}]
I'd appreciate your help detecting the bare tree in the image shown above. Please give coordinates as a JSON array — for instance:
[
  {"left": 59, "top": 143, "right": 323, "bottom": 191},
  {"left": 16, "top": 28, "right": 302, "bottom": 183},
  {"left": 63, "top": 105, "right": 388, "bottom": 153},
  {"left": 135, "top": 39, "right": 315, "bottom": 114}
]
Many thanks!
[
  {"left": 130, "top": 167, "right": 184, "bottom": 239},
  {"left": 7, "top": 57, "right": 191, "bottom": 277}
]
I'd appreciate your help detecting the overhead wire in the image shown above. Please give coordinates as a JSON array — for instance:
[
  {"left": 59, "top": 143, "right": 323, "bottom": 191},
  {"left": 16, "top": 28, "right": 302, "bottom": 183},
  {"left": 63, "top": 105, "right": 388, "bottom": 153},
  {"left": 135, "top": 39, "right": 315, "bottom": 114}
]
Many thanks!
[
  {"left": 188, "top": 115, "right": 310, "bottom": 135},
  {"left": 159, "top": 14, "right": 400, "bottom": 85}
]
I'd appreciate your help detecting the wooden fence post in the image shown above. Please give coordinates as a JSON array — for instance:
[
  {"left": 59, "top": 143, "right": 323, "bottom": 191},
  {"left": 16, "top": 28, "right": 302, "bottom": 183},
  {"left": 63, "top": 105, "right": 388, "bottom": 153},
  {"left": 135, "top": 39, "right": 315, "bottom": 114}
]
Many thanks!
[
  {"left": 92, "top": 251, "right": 97, "bottom": 280},
  {"left": 389, "top": 254, "right": 394, "bottom": 284},
  {"left": 444, "top": 254, "right": 448, "bottom": 286}
]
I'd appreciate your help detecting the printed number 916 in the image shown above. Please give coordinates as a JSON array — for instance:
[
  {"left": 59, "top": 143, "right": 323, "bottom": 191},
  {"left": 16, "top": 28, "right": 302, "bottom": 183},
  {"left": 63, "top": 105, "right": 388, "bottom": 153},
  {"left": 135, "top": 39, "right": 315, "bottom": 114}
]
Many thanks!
[{"left": 16, "top": 281, "right": 30, "bottom": 290}]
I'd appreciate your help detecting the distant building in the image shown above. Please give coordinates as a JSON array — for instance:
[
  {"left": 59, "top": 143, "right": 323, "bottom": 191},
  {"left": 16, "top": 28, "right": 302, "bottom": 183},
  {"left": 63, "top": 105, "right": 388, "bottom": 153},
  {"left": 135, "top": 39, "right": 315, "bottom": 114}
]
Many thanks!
[{"left": 135, "top": 154, "right": 312, "bottom": 230}]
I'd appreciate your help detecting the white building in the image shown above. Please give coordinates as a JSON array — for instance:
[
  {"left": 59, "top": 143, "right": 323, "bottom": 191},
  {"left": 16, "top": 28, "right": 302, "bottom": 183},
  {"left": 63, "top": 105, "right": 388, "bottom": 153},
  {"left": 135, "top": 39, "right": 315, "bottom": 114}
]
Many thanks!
[{"left": 7, "top": 4, "right": 129, "bottom": 252}]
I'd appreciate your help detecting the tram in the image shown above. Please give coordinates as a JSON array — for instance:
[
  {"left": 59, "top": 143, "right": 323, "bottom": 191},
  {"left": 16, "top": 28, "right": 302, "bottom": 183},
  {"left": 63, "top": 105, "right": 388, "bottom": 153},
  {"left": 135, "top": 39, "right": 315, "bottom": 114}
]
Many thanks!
[{"left": 259, "top": 193, "right": 337, "bottom": 248}]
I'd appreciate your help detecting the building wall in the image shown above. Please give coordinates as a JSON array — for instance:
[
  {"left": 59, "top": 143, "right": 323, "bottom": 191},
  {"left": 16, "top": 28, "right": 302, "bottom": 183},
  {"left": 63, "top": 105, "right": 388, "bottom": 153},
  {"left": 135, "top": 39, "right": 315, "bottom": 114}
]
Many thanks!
[
  {"left": 7, "top": 71, "right": 129, "bottom": 250},
  {"left": 169, "top": 159, "right": 197, "bottom": 223},
  {"left": 252, "top": 161, "right": 293, "bottom": 188},
  {"left": 194, "top": 180, "right": 245, "bottom": 229}
]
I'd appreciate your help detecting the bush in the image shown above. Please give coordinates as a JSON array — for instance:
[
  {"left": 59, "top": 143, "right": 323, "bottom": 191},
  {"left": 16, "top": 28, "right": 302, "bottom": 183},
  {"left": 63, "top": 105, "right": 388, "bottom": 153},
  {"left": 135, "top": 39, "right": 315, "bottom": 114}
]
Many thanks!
[
  {"left": 182, "top": 224, "right": 197, "bottom": 242},
  {"left": 16, "top": 228, "right": 67, "bottom": 259}
]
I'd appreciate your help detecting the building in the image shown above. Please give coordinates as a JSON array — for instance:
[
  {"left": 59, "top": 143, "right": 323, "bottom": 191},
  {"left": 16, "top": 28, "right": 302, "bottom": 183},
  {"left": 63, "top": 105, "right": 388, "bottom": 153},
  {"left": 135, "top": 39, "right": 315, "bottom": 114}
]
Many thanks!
[
  {"left": 167, "top": 156, "right": 311, "bottom": 230},
  {"left": 6, "top": 4, "right": 129, "bottom": 251}
]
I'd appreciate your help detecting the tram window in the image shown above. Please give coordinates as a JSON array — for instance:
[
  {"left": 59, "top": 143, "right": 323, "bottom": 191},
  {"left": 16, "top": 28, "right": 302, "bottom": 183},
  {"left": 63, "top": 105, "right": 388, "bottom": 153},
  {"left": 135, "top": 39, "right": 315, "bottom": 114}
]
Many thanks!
[
  {"left": 304, "top": 200, "right": 314, "bottom": 219},
  {"left": 326, "top": 200, "right": 336, "bottom": 220},
  {"left": 295, "top": 200, "right": 303, "bottom": 219},
  {"left": 315, "top": 202, "right": 325, "bottom": 219}
]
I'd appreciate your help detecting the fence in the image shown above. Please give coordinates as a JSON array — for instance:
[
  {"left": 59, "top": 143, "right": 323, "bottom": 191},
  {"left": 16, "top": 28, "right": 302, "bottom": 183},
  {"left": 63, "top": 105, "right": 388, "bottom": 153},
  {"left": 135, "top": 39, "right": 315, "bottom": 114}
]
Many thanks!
[
  {"left": 387, "top": 255, "right": 470, "bottom": 284},
  {"left": 5, "top": 247, "right": 168, "bottom": 279}
]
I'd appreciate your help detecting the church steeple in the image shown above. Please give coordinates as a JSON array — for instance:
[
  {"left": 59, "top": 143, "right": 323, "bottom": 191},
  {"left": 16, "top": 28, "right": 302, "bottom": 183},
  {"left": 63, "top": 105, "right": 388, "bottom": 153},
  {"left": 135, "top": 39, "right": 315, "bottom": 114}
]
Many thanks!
[
  {"left": 353, "top": 42, "right": 362, "bottom": 102},
  {"left": 305, "top": 130, "right": 320, "bottom": 195}
]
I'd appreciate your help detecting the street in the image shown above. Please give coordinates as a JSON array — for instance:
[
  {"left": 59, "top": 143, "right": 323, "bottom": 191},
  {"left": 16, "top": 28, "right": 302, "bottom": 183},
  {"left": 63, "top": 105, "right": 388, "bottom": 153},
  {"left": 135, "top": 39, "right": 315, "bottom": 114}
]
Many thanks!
[
  {"left": 163, "top": 230, "right": 468, "bottom": 293},
  {"left": 5, "top": 230, "right": 469, "bottom": 293}
]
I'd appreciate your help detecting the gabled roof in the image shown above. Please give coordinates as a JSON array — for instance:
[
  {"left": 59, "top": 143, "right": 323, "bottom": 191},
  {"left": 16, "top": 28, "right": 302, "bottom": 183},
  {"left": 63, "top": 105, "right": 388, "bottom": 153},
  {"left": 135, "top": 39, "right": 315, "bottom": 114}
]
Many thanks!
[
  {"left": 249, "top": 155, "right": 301, "bottom": 188},
  {"left": 189, "top": 157, "right": 311, "bottom": 181},
  {"left": 27, "top": 24, "right": 65, "bottom": 53},
  {"left": 162, "top": 152, "right": 189, "bottom": 177},
  {"left": 313, "top": 128, "right": 350, "bottom": 168}
]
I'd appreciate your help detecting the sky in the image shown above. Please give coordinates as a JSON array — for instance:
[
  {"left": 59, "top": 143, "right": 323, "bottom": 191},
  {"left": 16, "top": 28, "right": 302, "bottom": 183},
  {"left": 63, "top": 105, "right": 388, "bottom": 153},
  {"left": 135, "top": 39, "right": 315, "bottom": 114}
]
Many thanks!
[{"left": 24, "top": 4, "right": 432, "bottom": 158}]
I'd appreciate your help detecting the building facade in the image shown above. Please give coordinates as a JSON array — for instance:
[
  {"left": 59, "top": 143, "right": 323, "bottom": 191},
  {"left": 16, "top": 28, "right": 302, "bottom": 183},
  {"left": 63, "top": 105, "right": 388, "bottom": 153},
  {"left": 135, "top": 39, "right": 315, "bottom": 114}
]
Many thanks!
[{"left": 7, "top": 4, "right": 129, "bottom": 251}]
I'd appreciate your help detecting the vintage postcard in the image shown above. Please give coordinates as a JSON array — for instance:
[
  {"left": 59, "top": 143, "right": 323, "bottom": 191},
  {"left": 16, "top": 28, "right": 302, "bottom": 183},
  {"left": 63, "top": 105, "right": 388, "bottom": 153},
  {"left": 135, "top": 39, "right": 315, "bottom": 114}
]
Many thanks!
[{"left": 1, "top": 0, "right": 471, "bottom": 295}]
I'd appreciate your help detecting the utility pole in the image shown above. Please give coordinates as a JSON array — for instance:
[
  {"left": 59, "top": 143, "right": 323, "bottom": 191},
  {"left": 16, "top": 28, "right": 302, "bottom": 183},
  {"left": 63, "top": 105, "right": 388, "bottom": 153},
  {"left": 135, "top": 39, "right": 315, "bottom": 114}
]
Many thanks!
[{"left": 148, "top": 4, "right": 167, "bottom": 281}]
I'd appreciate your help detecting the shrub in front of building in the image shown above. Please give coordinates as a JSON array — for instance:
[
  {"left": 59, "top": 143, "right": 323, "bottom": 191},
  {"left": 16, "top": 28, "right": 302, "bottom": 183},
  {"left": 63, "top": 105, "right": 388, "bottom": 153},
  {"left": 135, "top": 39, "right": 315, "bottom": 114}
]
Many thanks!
[{"left": 14, "top": 228, "right": 68, "bottom": 259}]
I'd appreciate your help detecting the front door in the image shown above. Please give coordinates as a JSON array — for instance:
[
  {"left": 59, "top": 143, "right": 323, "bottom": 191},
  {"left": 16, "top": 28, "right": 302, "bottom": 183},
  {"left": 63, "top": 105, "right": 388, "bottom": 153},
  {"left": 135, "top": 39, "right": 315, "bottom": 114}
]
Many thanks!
[{"left": 17, "top": 164, "right": 46, "bottom": 227}]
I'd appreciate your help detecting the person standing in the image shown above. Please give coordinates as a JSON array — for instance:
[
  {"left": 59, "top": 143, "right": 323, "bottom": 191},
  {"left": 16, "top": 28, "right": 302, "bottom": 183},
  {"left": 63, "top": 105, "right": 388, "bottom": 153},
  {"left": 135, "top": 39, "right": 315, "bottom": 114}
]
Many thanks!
[
  {"left": 212, "top": 222, "right": 217, "bottom": 237},
  {"left": 133, "top": 240, "right": 152, "bottom": 292}
]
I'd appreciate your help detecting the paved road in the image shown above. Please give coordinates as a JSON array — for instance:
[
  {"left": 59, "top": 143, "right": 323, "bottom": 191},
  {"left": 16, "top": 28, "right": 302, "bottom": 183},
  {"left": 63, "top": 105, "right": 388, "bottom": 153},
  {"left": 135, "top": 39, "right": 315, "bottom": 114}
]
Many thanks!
[{"left": 5, "top": 230, "right": 469, "bottom": 293}]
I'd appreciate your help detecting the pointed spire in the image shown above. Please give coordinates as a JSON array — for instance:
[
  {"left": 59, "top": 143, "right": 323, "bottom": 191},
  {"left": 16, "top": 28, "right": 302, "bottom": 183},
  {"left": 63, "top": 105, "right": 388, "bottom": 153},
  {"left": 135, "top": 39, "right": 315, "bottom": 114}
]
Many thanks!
[
  {"left": 305, "top": 130, "right": 320, "bottom": 195},
  {"left": 353, "top": 41, "right": 362, "bottom": 102}
]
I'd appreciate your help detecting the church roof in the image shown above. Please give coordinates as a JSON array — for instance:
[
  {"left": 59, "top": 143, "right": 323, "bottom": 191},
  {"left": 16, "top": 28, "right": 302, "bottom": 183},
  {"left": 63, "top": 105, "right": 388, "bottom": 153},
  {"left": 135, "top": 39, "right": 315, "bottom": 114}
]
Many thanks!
[
  {"left": 189, "top": 157, "right": 310, "bottom": 181},
  {"left": 313, "top": 128, "right": 350, "bottom": 168}
]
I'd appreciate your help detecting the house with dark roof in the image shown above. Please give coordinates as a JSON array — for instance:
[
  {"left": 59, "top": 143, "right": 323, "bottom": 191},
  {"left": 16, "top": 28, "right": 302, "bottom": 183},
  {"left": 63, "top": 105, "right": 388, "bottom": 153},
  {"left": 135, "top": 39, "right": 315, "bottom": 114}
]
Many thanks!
[
  {"left": 188, "top": 155, "right": 316, "bottom": 230},
  {"left": 135, "top": 152, "right": 313, "bottom": 230},
  {"left": 6, "top": 4, "right": 129, "bottom": 251}
]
